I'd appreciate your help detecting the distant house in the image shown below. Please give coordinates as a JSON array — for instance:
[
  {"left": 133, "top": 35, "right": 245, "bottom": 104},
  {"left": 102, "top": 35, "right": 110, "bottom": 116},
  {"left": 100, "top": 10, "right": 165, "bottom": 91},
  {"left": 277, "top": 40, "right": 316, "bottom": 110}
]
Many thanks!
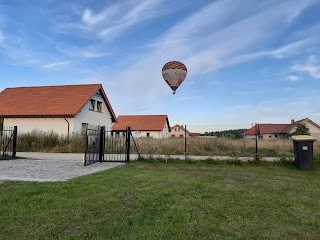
[
  {"left": 169, "top": 124, "right": 198, "bottom": 137},
  {"left": 112, "top": 115, "right": 170, "bottom": 138},
  {"left": 243, "top": 118, "right": 320, "bottom": 140},
  {"left": 0, "top": 84, "right": 116, "bottom": 135}
]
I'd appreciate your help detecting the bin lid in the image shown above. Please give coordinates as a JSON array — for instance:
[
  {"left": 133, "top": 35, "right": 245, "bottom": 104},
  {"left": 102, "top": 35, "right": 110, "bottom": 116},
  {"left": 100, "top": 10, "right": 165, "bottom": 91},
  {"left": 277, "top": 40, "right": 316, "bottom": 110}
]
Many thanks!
[{"left": 291, "top": 135, "right": 316, "bottom": 141}]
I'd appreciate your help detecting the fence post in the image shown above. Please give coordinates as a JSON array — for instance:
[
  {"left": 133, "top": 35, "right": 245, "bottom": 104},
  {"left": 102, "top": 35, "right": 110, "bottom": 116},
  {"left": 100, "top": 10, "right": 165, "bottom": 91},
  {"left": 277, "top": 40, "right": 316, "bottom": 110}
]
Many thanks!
[
  {"left": 84, "top": 129, "right": 88, "bottom": 166},
  {"left": 185, "top": 125, "right": 187, "bottom": 161},
  {"left": 99, "top": 126, "right": 105, "bottom": 163},
  {"left": 12, "top": 126, "right": 17, "bottom": 159},
  {"left": 126, "top": 127, "right": 131, "bottom": 162},
  {"left": 255, "top": 123, "right": 258, "bottom": 161}
]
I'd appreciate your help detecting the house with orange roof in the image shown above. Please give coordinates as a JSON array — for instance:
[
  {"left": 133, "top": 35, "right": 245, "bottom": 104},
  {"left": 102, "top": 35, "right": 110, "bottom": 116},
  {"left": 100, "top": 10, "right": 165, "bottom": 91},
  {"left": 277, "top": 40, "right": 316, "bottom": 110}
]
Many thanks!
[
  {"left": 169, "top": 124, "right": 198, "bottom": 138},
  {"left": 112, "top": 115, "right": 170, "bottom": 138},
  {"left": 243, "top": 118, "right": 320, "bottom": 140},
  {"left": 0, "top": 84, "right": 116, "bottom": 135}
]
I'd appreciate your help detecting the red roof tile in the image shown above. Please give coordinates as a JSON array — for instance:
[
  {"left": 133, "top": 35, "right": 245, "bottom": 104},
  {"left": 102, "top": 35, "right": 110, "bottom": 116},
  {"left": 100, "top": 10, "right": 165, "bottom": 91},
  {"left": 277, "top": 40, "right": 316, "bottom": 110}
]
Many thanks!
[
  {"left": 243, "top": 124, "right": 292, "bottom": 135},
  {"left": 0, "top": 84, "right": 116, "bottom": 121},
  {"left": 170, "top": 124, "right": 192, "bottom": 135},
  {"left": 112, "top": 115, "right": 170, "bottom": 131}
]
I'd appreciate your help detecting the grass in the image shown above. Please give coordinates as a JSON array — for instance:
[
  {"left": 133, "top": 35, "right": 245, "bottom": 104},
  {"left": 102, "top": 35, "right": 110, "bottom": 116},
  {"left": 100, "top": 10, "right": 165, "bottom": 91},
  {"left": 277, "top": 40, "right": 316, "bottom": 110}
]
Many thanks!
[
  {"left": 16, "top": 131, "right": 85, "bottom": 153},
  {"left": 135, "top": 137, "right": 320, "bottom": 159},
  {"left": 1, "top": 160, "right": 320, "bottom": 239},
  {"left": 15, "top": 131, "right": 320, "bottom": 160}
]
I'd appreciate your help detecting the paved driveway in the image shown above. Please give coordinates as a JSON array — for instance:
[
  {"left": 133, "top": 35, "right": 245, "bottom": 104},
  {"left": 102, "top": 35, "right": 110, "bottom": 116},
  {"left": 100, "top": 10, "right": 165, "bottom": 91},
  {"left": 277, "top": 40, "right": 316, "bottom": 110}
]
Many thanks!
[{"left": 0, "top": 152, "right": 125, "bottom": 182}]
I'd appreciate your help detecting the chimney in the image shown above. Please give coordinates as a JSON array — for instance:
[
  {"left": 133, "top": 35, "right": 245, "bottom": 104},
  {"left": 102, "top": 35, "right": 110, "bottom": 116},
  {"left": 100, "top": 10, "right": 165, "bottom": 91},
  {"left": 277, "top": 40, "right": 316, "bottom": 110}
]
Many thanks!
[{"left": 291, "top": 119, "right": 294, "bottom": 124}]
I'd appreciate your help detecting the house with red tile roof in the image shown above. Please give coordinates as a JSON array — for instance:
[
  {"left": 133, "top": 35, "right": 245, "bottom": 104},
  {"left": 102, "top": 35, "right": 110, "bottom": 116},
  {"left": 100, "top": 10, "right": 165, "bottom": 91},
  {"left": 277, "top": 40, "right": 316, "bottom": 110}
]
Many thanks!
[
  {"left": 112, "top": 115, "right": 170, "bottom": 138},
  {"left": 169, "top": 124, "right": 198, "bottom": 138},
  {"left": 243, "top": 118, "right": 320, "bottom": 140},
  {"left": 0, "top": 84, "right": 116, "bottom": 135}
]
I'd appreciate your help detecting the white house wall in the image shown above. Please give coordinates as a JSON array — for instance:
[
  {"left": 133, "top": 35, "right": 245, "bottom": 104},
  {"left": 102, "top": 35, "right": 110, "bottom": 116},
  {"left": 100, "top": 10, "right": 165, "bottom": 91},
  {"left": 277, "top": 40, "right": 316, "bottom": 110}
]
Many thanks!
[
  {"left": 3, "top": 91, "right": 114, "bottom": 135},
  {"left": 130, "top": 120, "right": 170, "bottom": 138},
  {"left": 131, "top": 131, "right": 166, "bottom": 138},
  {"left": 74, "top": 92, "right": 113, "bottom": 131},
  {"left": 4, "top": 117, "right": 74, "bottom": 135},
  {"left": 290, "top": 121, "right": 320, "bottom": 140}
]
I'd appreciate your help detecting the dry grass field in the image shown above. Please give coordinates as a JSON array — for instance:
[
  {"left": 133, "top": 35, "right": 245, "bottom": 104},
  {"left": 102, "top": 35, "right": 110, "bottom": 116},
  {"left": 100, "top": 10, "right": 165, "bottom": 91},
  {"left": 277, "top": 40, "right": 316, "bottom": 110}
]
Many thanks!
[{"left": 15, "top": 131, "right": 320, "bottom": 160}]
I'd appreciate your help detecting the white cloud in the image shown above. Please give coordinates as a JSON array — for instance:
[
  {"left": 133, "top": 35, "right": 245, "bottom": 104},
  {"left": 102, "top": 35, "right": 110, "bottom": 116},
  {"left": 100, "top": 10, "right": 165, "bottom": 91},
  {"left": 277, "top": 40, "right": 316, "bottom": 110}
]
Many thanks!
[
  {"left": 0, "top": 31, "right": 4, "bottom": 46},
  {"left": 99, "top": 0, "right": 319, "bottom": 115},
  {"left": 284, "top": 0, "right": 317, "bottom": 23},
  {"left": 58, "top": 0, "right": 169, "bottom": 41},
  {"left": 291, "top": 55, "right": 320, "bottom": 79},
  {"left": 41, "top": 61, "right": 70, "bottom": 69},
  {"left": 288, "top": 75, "right": 300, "bottom": 81},
  {"left": 56, "top": 45, "right": 109, "bottom": 59},
  {"left": 228, "top": 96, "right": 320, "bottom": 124}
]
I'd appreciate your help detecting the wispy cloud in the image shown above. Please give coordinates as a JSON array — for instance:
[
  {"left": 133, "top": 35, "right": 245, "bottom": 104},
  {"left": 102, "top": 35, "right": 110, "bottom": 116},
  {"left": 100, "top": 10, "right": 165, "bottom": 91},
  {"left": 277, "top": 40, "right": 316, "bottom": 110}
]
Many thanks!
[
  {"left": 288, "top": 75, "right": 300, "bottom": 81},
  {"left": 58, "top": 0, "right": 169, "bottom": 41},
  {"left": 175, "top": 95, "right": 201, "bottom": 101},
  {"left": 0, "top": 31, "right": 4, "bottom": 46},
  {"left": 291, "top": 55, "right": 320, "bottom": 79},
  {"left": 101, "top": 0, "right": 320, "bottom": 115},
  {"left": 41, "top": 61, "right": 70, "bottom": 69},
  {"left": 56, "top": 45, "right": 109, "bottom": 59},
  {"left": 284, "top": 0, "right": 317, "bottom": 23}
]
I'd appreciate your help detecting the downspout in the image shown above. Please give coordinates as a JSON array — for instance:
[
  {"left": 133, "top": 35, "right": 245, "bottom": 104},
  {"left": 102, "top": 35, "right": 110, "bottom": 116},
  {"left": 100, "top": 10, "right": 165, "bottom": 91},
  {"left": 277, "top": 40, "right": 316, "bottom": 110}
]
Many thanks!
[{"left": 64, "top": 117, "right": 70, "bottom": 138}]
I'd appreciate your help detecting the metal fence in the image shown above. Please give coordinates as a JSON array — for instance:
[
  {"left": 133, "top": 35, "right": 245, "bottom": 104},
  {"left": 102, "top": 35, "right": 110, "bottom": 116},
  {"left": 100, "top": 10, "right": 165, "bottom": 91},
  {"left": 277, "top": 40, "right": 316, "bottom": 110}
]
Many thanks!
[
  {"left": 0, "top": 126, "right": 17, "bottom": 160},
  {"left": 84, "top": 127, "right": 140, "bottom": 166},
  {"left": 129, "top": 123, "right": 306, "bottom": 159}
]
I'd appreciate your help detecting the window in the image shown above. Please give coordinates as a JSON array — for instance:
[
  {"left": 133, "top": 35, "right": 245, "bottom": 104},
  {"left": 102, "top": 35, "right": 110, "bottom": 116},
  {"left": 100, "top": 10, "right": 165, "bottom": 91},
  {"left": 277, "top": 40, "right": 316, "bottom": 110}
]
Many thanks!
[
  {"left": 175, "top": 128, "right": 177, "bottom": 132},
  {"left": 172, "top": 134, "right": 175, "bottom": 137},
  {"left": 147, "top": 133, "right": 150, "bottom": 137},
  {"left": 97, "top": 101, "right": 102, "bottom": 112},
  {"left": 180, "top": 135, "right": 183, "bottom": 138},
  {"left": 90, "top": 99, "right": 96, "bottom": 111},
  {"left": 275, "top": 134, "right": 278, "bottom": 137}
]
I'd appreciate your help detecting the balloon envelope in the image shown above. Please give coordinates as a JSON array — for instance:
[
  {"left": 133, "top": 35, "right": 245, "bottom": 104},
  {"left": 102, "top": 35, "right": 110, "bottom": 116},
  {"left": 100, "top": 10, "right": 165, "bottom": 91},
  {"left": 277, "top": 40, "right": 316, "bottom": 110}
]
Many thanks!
[{"left": 162, "top": 61, "right": 187, "bottom": 94}]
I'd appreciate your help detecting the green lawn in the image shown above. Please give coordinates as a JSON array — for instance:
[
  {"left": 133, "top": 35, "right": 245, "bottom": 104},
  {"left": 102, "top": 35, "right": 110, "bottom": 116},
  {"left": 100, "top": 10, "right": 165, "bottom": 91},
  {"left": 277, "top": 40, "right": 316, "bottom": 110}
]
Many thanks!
[{"left": 1, "top": 160, "right": 320, "bottom": 239}]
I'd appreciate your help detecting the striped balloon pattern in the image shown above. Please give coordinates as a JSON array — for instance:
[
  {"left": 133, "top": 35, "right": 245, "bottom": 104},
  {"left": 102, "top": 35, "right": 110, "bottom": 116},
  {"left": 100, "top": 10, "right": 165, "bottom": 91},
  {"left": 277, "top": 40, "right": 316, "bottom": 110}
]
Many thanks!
[{"left": 162, "top": 61, "right": 187, "bottom": 94}]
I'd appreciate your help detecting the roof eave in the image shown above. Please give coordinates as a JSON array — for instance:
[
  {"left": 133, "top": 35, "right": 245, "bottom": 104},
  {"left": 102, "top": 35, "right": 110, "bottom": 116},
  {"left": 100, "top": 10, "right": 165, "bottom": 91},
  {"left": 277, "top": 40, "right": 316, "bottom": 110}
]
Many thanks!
[{"left": 1, "top": 114, "right": 75, "bottom": 118}]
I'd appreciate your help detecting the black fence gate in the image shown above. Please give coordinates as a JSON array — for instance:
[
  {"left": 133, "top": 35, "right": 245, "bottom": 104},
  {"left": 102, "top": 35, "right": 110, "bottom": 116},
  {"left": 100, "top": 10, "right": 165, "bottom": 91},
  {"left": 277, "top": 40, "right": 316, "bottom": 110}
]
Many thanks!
[
  {"left": 0, "top": 126, "right": 17, "bottom": 160},
  {"left": 84, "top": 127, "right": 140, "bottom": 166}
]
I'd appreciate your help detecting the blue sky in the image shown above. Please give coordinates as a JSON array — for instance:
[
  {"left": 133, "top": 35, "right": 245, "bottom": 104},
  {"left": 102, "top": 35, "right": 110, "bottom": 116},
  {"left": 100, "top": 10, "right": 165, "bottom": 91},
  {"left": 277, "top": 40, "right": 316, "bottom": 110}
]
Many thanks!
[{"left": 1, "top": 0, "right": 320, "bottom": 128}]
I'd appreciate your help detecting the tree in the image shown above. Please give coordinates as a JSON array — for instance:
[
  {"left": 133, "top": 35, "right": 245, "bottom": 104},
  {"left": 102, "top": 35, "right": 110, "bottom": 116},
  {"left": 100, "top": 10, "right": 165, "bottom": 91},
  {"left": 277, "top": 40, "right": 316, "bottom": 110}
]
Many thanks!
[{"left": 291, "top": 123, "right": 310, "bottom": 135}]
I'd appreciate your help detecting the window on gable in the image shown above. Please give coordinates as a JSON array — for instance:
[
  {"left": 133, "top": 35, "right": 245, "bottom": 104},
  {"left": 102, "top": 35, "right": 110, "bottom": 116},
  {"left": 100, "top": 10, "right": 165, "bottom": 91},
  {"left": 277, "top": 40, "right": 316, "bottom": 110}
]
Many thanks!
[
  {"left": 97, "top": 101, "right": 102, "bottom": 112},
  {"left": 90, "top": 99, "right": 96, "bottom": 111}
]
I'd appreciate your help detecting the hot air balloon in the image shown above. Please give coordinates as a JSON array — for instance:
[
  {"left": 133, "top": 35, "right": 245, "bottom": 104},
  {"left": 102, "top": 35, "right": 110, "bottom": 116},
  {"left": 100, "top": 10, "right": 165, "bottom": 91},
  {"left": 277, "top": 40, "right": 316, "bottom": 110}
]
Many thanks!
[{"left": 162, "top": 61, "right": 187, "bottom": 94}]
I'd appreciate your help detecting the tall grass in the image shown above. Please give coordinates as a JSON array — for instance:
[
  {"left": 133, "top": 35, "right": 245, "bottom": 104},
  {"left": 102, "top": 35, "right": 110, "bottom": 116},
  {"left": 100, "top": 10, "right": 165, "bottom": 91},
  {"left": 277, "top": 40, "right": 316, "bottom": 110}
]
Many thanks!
[
  {"left": 17, "top": 131, "right": 85, "bottom": 153},
  {"left": 134, "top": 137, "right": 320, "bottom": 159},
  {"left": 15, "top": 131, "right": 320, "bottom": 159}
]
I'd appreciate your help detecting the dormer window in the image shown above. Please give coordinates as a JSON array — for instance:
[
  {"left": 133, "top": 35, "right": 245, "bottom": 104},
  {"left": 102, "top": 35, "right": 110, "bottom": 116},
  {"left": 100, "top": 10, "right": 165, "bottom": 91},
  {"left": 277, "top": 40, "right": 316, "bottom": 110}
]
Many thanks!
[
  {"left": 90, "top": 99, "right": 96, "bottom": 111},
  {"left": 97, "top": 101, "right": 102, "bottom": 112}
]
